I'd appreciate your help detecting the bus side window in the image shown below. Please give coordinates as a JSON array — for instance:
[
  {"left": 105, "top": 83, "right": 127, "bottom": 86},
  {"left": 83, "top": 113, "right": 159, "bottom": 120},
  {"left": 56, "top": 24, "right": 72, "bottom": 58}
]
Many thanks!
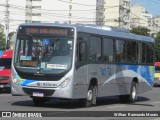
[{"left": 79, "top": 42, "right": 86, "bottom": 62}]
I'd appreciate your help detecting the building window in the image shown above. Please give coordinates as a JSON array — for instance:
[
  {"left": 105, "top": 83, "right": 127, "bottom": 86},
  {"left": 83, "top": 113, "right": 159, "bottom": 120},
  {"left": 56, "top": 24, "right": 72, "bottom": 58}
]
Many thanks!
[
  {"left": 32, "top": 21, "right": 41, "bottom": 23},
  {"left": 32, "top": 6, "right": 41, "bottom": 9},
  {"left": 32, "top": 13, "right": 41, "bottom": 16}
]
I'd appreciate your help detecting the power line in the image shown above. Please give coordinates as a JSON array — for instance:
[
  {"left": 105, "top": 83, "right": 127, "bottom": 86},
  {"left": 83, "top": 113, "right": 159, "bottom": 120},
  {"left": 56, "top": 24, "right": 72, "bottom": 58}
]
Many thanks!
[
  {"left": 0, "top": 4, "right": 97, "bottom": 20},
  {"left": 57, "top": 0, "right": 98, "bottom": 7},
  {"left": 57, "top": 0, "right": 119, "bottom": 9}
]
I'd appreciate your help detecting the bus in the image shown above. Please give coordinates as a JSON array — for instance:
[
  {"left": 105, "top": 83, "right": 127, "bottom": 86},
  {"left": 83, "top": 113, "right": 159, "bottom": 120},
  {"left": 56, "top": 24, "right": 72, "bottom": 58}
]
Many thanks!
[
  {"left": 0, "top": 50, "right": 13, "bottom": 91},
  {"left": 11, "top": 23, "right": 155, "bottom": 107},
  {"left": 154, "top": 62, "right": 160, "bottom": 86}
]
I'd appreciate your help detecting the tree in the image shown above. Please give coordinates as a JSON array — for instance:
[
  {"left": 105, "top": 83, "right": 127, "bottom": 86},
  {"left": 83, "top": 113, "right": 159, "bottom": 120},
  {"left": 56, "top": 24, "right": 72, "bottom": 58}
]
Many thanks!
[
  {"left": 0, "top": 24, "right": 6, "bottom": 50},
  {"left": 130, "top": 26, "right": 150, "bottom": 36},
  {"left": 155, "top": 32, "right": 160, "bottom": 61},
  {"left": 7, "top": 31, "right": 16, "bottom": 49}
]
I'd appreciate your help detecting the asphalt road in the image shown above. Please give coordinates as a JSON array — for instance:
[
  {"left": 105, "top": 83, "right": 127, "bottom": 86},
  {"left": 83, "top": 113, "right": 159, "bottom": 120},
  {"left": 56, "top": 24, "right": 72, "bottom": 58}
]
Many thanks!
[{"left": 1, "top": 87, "right": 160, "bottom": 120}]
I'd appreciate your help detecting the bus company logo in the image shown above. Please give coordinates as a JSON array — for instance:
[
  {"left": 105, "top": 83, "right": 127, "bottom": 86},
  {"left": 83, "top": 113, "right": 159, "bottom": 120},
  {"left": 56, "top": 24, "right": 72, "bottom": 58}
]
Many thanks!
[
  {"left": 2, "top": 112, "right": 11, "bottom": 117},
  {"left": 37, "top": 82, "right": 40, "bottom": 86}
]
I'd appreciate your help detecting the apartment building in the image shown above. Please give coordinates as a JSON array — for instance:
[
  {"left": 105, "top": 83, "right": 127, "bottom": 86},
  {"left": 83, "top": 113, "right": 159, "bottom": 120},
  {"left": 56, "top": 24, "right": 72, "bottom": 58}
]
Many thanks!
[
  {"left": 148, "top": 16, "right": 160, "bottom": 35},
  {"left": 25, "top": 0, "right": 96, "bottom": 24},
  {"left": 130, "top": 4, "right": 152, "bottom": 29},
  {"left": 96, "top": 0, "right": 131, "bottom": 28}
]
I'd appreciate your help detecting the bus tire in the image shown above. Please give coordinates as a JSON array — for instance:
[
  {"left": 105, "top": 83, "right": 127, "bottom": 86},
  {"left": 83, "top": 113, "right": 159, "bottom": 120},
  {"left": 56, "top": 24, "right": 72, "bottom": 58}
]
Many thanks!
[
  {"left": 129, "top": 81, "right": 137, "bottom": 103},
  {"left": 32, "top": 98, "right": 46, "bottom": 106},
  {"left": 79, "top": 84, "right": 97, "bottom": 107},
  {"left": 119, "top": 81, "right": 137, "bottom": 103}
]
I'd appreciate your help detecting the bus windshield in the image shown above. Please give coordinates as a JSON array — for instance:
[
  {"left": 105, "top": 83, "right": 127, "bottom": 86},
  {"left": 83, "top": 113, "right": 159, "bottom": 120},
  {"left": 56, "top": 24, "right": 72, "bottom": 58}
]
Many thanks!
[{"left": 14, "top": 36, "right": 73, "bottom": 74}]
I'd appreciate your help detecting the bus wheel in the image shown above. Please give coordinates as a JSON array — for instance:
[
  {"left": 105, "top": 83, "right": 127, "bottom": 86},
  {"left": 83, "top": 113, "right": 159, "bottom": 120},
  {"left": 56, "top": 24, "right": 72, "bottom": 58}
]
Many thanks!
[
  {"left": 119, "top": 81, "right": 137, "bottom": 103},
  {"left": 79, "top": 85, "right": 97, "bottom": 107},
  {"left": 129, "top": 81, "right": 137, "bottom": 103},
  {"left": 32, "top": 98, "right": 46, "bottom": 106}
]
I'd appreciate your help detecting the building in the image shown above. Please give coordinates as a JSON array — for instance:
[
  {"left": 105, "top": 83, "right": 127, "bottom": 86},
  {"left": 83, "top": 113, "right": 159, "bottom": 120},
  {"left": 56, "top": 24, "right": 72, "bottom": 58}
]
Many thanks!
[
  {"left": 96, "top": 0, "right": 131, "bottom": 28},
  {"left": 148, "top": 16, "right": 160, "bottom": 35},
  {"left": 0, "top": 0, "right": 26, "bottom": 33},
  {"left": 0, "top": 0, "right": 97, "bottom": 33},
  {"left": 130, "top": 4, "right": 152, "bottom": 29},
  {"left": 25, "top": 0, "right": 96, "bottom": 24}
]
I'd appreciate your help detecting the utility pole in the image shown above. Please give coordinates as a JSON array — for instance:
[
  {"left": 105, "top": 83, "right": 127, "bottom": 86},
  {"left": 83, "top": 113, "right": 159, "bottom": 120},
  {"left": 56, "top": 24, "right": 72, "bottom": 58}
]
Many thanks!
[
  {"left": 5, "top": 0, "right": 9, "bottom": 49},
  {"left": 69, "top": 0, "right": 72, "bottom": 24}
]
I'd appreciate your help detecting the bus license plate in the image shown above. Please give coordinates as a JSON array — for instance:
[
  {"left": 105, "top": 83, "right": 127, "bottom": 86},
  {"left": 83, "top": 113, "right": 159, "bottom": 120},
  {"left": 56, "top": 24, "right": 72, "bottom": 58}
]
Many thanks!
[{"left": 33, "top": 92, "right": 44, "bottom": 97}]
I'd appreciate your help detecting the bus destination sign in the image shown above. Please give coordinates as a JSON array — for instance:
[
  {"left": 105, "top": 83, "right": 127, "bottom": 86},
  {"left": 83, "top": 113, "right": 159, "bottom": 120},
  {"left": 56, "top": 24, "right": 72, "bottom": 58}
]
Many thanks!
[{"left": 26, "top": 27, "right": 68, "bottom": 35}]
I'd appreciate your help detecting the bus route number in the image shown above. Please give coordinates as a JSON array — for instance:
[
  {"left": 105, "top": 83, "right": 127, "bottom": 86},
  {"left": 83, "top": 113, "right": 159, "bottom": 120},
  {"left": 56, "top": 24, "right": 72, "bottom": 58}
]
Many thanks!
[{"left": 100, "top": 68, "right": 111, "bottom": 76}]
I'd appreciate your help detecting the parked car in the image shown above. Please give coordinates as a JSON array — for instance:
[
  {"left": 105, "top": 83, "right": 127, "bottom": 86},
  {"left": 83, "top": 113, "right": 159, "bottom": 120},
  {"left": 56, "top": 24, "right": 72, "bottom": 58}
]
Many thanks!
[
  {"left": 154, "top": 62, "right": 160, "bottom": 86},
  {"left": 0, "top": 50, "right": 12, "bottom": 91}
]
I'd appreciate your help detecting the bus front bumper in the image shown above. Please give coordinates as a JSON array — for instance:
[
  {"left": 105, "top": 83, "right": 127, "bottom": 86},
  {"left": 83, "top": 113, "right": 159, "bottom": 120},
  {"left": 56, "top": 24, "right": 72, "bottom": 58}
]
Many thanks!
[{"left": 11, "top": 82, "right": 73, "bottom": 98}]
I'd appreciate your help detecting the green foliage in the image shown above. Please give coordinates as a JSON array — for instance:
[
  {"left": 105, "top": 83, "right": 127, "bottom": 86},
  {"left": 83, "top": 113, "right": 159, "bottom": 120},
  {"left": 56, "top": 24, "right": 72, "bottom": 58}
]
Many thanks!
[
  {"left": 155, "top": 32, "right": 160, "bottom": 61},
  {"left": 7, "top": 31, "right": 16, "bottom": 49},
  {"left": 0, "top": 24, "right": 6, "bottom": 50},
  {"left": 8, "top": 31, "right": 16, "bottom": 41},
  {"left": 130, "top": 26, "right": 150, "bottom": 36}
]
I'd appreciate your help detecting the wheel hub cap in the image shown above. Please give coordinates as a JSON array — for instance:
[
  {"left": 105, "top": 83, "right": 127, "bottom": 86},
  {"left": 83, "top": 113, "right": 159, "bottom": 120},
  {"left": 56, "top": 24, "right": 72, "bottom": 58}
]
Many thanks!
[{"left": 87, "top": 90, "right": 93, "bottom": 101}]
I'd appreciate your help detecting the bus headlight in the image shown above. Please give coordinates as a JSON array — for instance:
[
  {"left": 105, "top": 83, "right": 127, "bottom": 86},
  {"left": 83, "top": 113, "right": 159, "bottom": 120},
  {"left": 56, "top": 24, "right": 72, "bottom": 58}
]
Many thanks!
[
  {"left": 12, "top": 76, "right": 19, "bottom": 85},
  {"left": 59, "top": 78, "right": 70, "bottom": 88}
]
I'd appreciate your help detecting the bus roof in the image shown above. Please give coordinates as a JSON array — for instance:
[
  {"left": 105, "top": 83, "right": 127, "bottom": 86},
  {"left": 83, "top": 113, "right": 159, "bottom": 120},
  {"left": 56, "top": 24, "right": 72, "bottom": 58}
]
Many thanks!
[{"left": 18, "top": 23, "right": 155, "bottom": 43}]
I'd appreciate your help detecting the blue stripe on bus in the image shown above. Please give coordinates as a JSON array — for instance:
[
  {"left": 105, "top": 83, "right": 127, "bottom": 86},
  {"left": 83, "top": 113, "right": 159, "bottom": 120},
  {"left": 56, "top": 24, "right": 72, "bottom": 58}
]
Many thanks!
[
  {"left": 120, "top": 65, "right": 154, "bottom": 86},
  {"left": 21, "top": 80, "right": 37, "bottom": 86}
]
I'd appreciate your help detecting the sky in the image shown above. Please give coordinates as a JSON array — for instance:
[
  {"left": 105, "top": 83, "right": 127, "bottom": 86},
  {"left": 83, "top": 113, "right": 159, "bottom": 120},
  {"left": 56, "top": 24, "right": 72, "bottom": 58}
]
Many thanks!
[{"left": 132, "top": 0, "right": 160, "bottom": 16}]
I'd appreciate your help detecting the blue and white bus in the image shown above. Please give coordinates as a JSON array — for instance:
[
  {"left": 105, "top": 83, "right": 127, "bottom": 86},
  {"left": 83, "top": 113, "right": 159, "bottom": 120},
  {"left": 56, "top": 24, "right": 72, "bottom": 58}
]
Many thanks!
[{"left": 11, "top": 23, "right": 155, "bottom": 107}]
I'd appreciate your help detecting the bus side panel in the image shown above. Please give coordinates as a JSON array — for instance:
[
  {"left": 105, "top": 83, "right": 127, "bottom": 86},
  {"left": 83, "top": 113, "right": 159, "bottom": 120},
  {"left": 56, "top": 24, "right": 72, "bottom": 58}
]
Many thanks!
[
  {"left": 96, "top": 65, "right": 133, "bottom": 97},
  {"left": 119, "top": 65, "right": 154, "bottom": 93},
  {"left": 92, "top": 64, "right": 153, "bottom": 97},
  {"left": 72, "top": 64, "right": 154, "bottom": 99},
  {"left": 72, "top": 65, "right": 88, "bottom": 99}
]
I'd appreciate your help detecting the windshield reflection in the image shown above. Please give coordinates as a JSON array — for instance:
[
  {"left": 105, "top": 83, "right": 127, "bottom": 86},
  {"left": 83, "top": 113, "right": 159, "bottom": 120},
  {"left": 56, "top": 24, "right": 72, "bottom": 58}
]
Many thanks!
[{"left": 15, "top": 36, "right": 73, "bottom": 74}]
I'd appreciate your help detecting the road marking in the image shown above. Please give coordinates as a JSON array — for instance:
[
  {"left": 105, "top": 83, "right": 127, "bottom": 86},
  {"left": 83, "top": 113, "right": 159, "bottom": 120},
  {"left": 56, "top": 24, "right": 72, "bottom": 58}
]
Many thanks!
[
  {"left": 0, "top": 94, "right": 11, "bottom": 96},
  {"left": 151, "top": 101, "right": 160, "bottom": 104},
  {"left": 107, "top": 105, "right": 124, "bottom": 109}
]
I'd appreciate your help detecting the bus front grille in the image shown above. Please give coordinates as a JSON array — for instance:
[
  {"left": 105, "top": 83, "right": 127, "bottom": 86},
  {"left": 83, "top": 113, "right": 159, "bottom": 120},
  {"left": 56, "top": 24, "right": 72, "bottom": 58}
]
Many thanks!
[{"left": 22, "top": 87, "right": 55, "bottom": 96}]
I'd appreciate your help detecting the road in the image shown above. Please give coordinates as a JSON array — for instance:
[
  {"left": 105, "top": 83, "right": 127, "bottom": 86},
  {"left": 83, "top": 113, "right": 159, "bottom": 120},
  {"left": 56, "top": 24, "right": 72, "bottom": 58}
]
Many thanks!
[{"left": 1, "top": 87, "right": 160, "bottom": 120}]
